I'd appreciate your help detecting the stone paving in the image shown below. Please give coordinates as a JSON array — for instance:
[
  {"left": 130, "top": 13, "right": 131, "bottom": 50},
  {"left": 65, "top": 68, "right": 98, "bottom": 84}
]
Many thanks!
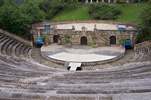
[{"left": 41, "top": 44, "right": 125, "bottom": 63}]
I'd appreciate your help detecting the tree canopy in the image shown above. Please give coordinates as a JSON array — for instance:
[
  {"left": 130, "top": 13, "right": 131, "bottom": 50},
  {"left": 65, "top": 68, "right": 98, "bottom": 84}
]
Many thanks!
[
  {"left": 137, "top": 0, "right": 151, "bottom": 42},
  {"left": 0, "top": 0, "right": 63, "bottom": 38}
]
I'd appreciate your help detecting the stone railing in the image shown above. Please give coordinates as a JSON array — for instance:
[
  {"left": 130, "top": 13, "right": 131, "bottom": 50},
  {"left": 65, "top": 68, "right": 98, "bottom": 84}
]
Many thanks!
[
  {"left": 0, "top": 29, "right": 33, "bottom": 47},
  {"left": 45, "top": 20, "right": 137, "bottom": 27},
  {"left": 134, "top": 40, "right": 151, "bottom": 51}
]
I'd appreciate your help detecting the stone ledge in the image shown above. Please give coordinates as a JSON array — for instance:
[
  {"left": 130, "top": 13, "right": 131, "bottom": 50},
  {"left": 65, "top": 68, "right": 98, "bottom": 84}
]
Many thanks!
[{"left": 40, "top": 47, "right": 126, "bottom": 66}]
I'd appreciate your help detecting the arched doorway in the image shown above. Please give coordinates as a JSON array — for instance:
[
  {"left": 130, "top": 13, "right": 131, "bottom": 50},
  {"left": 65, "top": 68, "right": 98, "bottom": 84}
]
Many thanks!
[
  {"left": 81, "top": 36, "right": 87, "bottom": 45},
  {"left": 53, "top": 35, "right": 59, "bottom": 43},
  {"left": 110, "top": 36, "right": 116, "bottom": 44}
]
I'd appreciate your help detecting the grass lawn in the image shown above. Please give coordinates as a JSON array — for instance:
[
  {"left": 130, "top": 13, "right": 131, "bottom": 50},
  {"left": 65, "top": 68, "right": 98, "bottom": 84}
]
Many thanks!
[
  {"left": 50, "top": 3, "right": 93, "bottom": 22},
  {"left": 50, "top": 2, "right": 148, "bottom": 23},
  {"left": 114, "top": 3, "right": 148, "bottom": 23}
]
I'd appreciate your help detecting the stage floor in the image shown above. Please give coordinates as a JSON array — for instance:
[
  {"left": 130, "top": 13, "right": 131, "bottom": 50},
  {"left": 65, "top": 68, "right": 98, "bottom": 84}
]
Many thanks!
[{"left": 41, "top": 44, "right": 125, "bottom": 63}]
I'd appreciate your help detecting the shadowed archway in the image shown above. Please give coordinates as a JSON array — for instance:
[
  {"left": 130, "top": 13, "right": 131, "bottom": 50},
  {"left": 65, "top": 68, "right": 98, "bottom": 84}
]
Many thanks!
[
  {"left": 81, "top": 36, "right": 87, "bottom": 45},
  {"left": 110, "top": 36, "right": 116, "bottom": 44},
  {"left": 53, "top": 35, "right": 59, "bottom": 43}
]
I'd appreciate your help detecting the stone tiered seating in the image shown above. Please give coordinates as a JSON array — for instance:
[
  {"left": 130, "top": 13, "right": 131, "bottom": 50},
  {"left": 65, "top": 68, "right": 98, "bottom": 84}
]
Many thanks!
[
  {"left": 0, "top": 55, "right": 151, "bottom": 100},
  {"left": 0, "top": 33, "right": 33, "bottom": 60},
  {"left": 131, "top": 41, "right": 151, "bottom": 62},
  {"left": 0, "top": 31, "right": 151, "bottom": 100}
]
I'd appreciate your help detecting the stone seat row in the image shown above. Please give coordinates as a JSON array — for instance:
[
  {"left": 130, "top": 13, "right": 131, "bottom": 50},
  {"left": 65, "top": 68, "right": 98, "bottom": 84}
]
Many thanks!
[
  {"left": 131, "top": 46, "right": 151, "bottom": 62},
  {"left": 0, "top": 55, "right": 151, "bottom": 100},
  {"left": 0, "top": 31, "right": 151, "bottom": 100},
  {"left": 0, "top": 33, "right": 33, "bottom": 60}
]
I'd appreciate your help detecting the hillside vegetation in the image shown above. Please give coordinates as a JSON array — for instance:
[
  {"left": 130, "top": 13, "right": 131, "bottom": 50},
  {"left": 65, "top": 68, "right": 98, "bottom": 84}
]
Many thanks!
[
  {"left": 50, "top": 2, "right": 147, "bottom": 23},
  {"left": 114, "top": 3, "right": 148, "bottom": 23},
  {"left": 50, "top": 4, "right": 93, "bottom": 21}
]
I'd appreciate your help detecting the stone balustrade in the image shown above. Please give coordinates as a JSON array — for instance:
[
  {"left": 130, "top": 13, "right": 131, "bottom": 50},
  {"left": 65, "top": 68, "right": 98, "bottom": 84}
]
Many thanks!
[{"left": 84, "top": 0, "right": 140, "bottom": 3}]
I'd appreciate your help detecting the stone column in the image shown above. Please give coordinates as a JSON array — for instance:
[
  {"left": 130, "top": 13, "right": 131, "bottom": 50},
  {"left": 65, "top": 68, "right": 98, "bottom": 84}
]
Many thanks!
[
  {"left": 38, "top": 29, "right": 40, "bottom": 37},
  {"left": 126, "top": 0, "right": 129, "bottom": 3},
  {"left": 108, "top": 0, "right": 111, "bottom": 3},
  {"left": 94, "top": 25, "right": 97, "bottom": 31},
  {"left": 90, "top": 0, "right": 93, "bottom": 3},
  {"left": 130, "top": 33, "right": 133, "bottom": 46},
  {"left": 114, "top": 0, "right": 116, "bottom": 3},
  {"left": 102, "top": 0, "right": 104, "bottom": 3},
  {"left": 139, "top": 0, "right": 141, "bottom": 2},
  {"left": 85, "top": 0, "right": 89, "bottom": 3},
  {"left": 96, "top": 0, "right": 99, "bottom": 3}
]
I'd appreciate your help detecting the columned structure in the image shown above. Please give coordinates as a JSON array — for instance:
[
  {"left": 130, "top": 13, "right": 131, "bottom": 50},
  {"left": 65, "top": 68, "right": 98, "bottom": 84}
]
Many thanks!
[
  {"left": 96, "top": 0, "right": 99, "bottom": 3},
  {"left": 85, "top": 0, "right": 89, "bottom": 3},
  {"left": 90, "top": 0, "right": 93, "bottom": 3},
  {"left": 126, "top": 0, "right": 129, "bottom": 3},
  {"left": 85, "top": 0, "right": 135, "bottom": 3}
]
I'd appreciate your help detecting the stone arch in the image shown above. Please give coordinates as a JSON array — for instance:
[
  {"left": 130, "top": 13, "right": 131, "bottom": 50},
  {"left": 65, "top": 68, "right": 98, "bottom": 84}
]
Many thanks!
[
  {"left": 110, "top": 36, "right": 116, "bottom": 44},
  {"left": 80, "top": 36, "right": 88, "bottom": 45},
  {"left": 53, "top": 35, "right": 59, "bottom": 43}
]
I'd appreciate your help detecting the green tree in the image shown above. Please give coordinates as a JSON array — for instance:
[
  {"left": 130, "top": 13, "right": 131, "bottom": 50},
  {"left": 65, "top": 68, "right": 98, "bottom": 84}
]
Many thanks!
[
  {"left": 0, "top": 4, "right": 29, "bottom": 37},
  {"left": 137, "top": 0, "right": 151, "bottom": 43},
  {"left": 0, "top": 0, "right": 4, "bottom": 7},
  {"left": 20, "top": 2, "right": 46, "bottom": 24}
]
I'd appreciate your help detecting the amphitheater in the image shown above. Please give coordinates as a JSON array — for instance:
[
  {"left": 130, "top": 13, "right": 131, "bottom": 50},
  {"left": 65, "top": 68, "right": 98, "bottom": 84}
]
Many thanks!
[{"left": 0, "top": 20, "right": 151, "bottom": 100}]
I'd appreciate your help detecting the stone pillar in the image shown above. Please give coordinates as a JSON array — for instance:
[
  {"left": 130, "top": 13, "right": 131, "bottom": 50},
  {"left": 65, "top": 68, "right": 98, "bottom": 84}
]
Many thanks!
[
  {"left": 96, "top": 0, "right": 99, "bottom": 3},
  {"left": 102, "top": 0, "right": 104, "bottom": 3},
  {"left": 72, "top": 25, "right": 75, "bottom": 30},
  {"left": 114, "top": 0, "right": 116, "bottom": 3},
  {"left": 94, "top": 25, "right": 97, "bottom": 31},
  {"left": 126, "top": 0, "right": 129, "bottom": 3},
  {"left": 108, "top": 0, "right": 111, "bottom": 3},
  {"left": 85, "top": 0, "right": 89, "bottom": 3},
  {"left": 90, "top": 0, "right": 93, "bottom": 3},
  {"left": 139, "top": 0, "right": 141, "bottom": 2},
  {"left": 38, "top": 29, "right": 40, "bottom": 37},
  {"left": 130, "top": 33, "right": 133, "bottom": 46}
]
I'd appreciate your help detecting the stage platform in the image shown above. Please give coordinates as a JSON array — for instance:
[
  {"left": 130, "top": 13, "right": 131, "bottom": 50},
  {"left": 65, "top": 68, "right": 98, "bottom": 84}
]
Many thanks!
[{"left": 41, "top": 44, "right": 125, "bottom": 63}]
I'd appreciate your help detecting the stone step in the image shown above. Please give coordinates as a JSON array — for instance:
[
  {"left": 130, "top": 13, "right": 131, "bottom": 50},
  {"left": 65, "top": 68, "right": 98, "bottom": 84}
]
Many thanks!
[
  {"left": 11, "top": 42, "right": 21, "bottom": 58},
  {"left": 68, "top": 62, "right": 81, "bottom": 71},
  {"left": 15, "top": 44, "right": 24, "bottom": 57},
  {"left": 0, "top": 38, "right": 11, "bottom": 55},
  {"left": 7, "top": 41, "right": 17, "bottom": 56},
  {"left": 19, "top": 45, "right": 27, "bottom": 59},
  {"left": 1, "top": 39, "right": 14, "bottom": 55}
]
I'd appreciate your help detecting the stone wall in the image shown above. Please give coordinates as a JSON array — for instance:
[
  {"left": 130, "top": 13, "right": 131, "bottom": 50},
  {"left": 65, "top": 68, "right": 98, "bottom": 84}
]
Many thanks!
[
  {"left": 0, "top": 28, "right": 33, "bottom": 47},
  {"left": 31, "top": 29, "right": 138, "bottom": 46},
  {"left": 134, "top": 40, "right": 151, "bottom": 51}
]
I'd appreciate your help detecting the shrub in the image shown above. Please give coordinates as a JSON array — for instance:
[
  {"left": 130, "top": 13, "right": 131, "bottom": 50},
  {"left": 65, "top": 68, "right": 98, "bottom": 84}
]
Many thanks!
[{"left": 89, "top": 4, "right": 121, "bottom": 20}]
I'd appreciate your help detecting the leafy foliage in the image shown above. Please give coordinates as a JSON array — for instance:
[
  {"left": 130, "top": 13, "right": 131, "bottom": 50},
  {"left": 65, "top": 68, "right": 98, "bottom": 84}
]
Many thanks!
[
  {"left": 137, "top": 1, "right": 151, "bottom": 43},
  {"left": 20, "top": 2, "right": 46, "bottom": 24},
  {"left": 65, "top": 34, "right": 71, "bottom": 44},
  {"left": 89, "top": 4, "right": 121, "bottom": 20},
  {"left": 42, "top": 35, "right": 49, "bottom": 44},
  {"left": 0, "top": 3, "right": 29, "bottom": 37},
  {"left": 119, "top": 37, "right": 126, "bottom": 45},
  {"left": 92, "top": 36, "right": 99, "bottom": 44},
  {"left": 0, "top": 0, "right": 63, "bottom": 39}
]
